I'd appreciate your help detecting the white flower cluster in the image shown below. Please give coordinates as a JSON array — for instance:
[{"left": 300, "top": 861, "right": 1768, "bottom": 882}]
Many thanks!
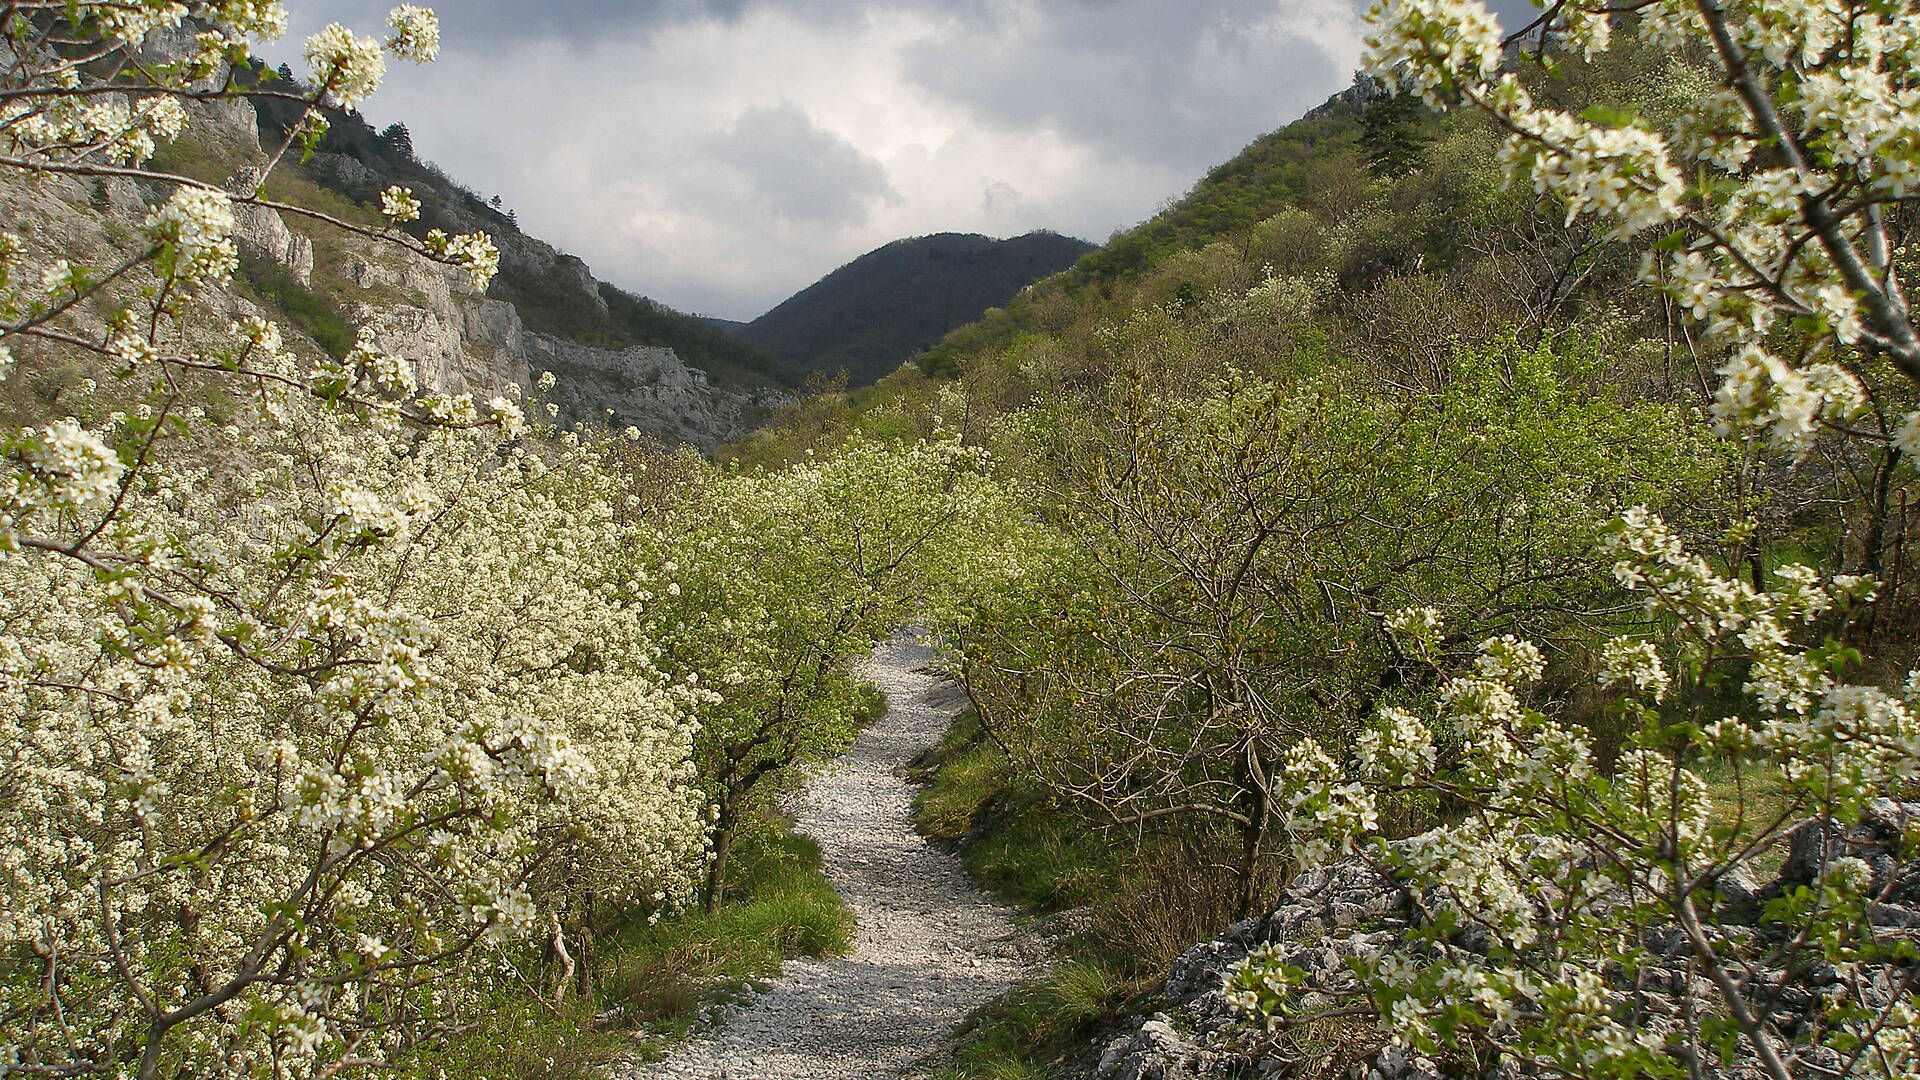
[
  {"left": 1243, "top": 498, "right": 1920, "bottom": 1067},
  {"left": 142, "top": 185, "right": 238, "bottom": 286},
  {"left": 430, "top": 228, "right": 501, "bottom": 289},
  {"left": 10, "top": 418, "right": 126, "bottom": 511},
  {"left": 380, "top": 184, "right": 423, "bottom": 223},
  {"left": 1363, "top": 0, "right": 1504, "bottom": 105},
  {"left": 1597, "top": 636, "right": 1668, "bottom": 700},
  {"left": 206, "top": 0, "right": 291, "bottom": 39},
  {"left": 1708, "top": 345, "right": 1865, "bottom": 453},
  {"left": 0, "top": 91, "right": 191, "bottom": 166},
  {"left": 386, "top": 5, "right": 441, "bottom": 63},
  {"left": 1894, "top": 410, "right": 1920, "bottom": 461},
  {"left": 345, "top": 326, "right": 417, "bottom": 396},
  {"left": 1384, "top": 604, "right": 1444, "bottom": 654},
  {"left": 1498, "top": 103, "right": 1686, "bottom": 240},
  {"left": 303, "top": 23, "right": 387, "bottom": 109}
]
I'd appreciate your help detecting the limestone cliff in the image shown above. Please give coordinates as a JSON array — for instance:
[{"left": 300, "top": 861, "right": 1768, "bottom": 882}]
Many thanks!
[
  {"left": 20, "top": 28, "right": 784, "bottom": 452},
  {"left": 338, "top": 245, "right": 782, "bottom": 451}
]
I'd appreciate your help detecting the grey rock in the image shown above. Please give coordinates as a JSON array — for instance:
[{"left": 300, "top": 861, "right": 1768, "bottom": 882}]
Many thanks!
[{"left": 228, "top": 167, "right": 314, "bottom": 285}]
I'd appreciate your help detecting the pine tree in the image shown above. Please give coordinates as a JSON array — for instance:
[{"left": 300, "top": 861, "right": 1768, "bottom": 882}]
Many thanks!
[
  {"left": 1359, "top": 91, "right": 1430, "bottom": 178},
  {"left": 381, "top": 122, "right": 413, "bottom": 159}
]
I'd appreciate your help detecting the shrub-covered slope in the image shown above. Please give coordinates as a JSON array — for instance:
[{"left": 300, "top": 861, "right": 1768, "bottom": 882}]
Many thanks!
[{"left": 728, "top": 43, "right": 1920, "bottom": 1080}]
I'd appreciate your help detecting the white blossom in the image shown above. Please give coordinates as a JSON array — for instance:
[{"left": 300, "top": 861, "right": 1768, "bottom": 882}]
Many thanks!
[
  {"left": 386, "top": 5, "right": 440, "bottom": 62},
  {"left": 304, "top": 23, "right": 386, "bottom": 108}
]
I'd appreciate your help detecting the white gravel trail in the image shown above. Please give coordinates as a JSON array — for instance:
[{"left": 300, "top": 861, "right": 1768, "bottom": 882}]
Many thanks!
[{"left": 627, "top": 633, "right": 1025, "bottom": 1080}]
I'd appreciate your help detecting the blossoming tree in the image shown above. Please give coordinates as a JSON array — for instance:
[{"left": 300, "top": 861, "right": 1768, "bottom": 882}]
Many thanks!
[
  {"left": 0, "top": 5, "right": 715, "bottom": 1078},
  {"left": 1226, "top": 0, "right": 1920, "bottom": 1076}
]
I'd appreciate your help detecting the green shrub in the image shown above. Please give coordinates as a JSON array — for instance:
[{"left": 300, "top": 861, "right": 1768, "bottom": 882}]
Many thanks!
[{"left": 237, "top": 251, "right": 354, "bottom": 357}]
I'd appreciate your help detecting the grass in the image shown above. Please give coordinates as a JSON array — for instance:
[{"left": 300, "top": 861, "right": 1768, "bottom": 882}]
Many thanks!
[
  {"left": 912, "top": 716, "right": 1118, "bottom": 915},
  {"left": 602, "top": 823, "right": 853, "bottom": 1056},
  {"left": 928, "top": 956, "right": 1143, "bottom": 1080},
  {"left": 237, "top": 250, "right": 355, "bottom": 357},
  {"left": 911, "top": 714, "right": 1233, "bottom": 1079},
  {"left": 415, "top": 818, "right": 851, "bottom": 1080}
]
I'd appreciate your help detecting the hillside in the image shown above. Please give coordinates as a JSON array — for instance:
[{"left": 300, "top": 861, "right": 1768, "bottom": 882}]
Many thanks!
[
  {"left": 727, "top": 44, "right": 1920, "bottom": 1080},
  {"left": 734, "top": 231, "right": 1094, "bottom": 387},
  {"left": 250, "top": 86, "right": 795, "bottom": 392},
  {"left": 13, "top": 7, "right": 1920, "bottom": 1080}
]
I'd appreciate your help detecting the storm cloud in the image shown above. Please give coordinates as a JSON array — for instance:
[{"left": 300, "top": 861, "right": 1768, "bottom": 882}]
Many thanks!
[{"left": 267, "top": 0, "right": 1396, "bottom": 318}]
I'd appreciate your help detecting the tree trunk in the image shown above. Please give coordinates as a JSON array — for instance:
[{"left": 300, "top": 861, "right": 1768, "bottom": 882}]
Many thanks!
[
  {"left": 575, "top": 892, "right": 594, "bottom": 999},
  {"left": 704, "top": 803, "right": 737, "bottom": 914},
  {"left": 1236, "top": 748, "right": 1273, "bottom": 918}
]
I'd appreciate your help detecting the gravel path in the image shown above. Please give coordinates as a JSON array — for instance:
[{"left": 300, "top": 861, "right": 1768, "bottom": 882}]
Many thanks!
[{"left": 627, "top": 633, "right": 1026, "bottom": 1080}]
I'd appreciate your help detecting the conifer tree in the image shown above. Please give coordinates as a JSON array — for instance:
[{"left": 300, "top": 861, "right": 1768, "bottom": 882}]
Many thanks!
[{"left": 1359, "top": 90, "right": 1429, "bottom": 177}]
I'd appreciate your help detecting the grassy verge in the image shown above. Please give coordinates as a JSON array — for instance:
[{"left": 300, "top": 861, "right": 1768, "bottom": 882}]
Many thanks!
[
  {"left": 604, "top": 822, "right": 854, "bottom": 1057},
  {"left": 425, "top": 818, "right": 852, "bottom": 1080},
  {"left": 911, "top": 713, "right": 1242, "bottom": 1080}
]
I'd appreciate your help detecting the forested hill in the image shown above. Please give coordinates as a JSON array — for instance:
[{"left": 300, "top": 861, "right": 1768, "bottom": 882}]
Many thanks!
[{"left": 731, "top": 231, "right": 1095, "bottom": 387}]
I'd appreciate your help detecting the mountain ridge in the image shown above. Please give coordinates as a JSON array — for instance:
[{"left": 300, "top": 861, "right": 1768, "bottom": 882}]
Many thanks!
[{"left": 729, "top": 230, "right": 1095, "bottom": 387}]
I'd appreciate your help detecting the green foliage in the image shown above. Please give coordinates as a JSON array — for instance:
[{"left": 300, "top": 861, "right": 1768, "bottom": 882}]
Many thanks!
[
  {"left": 235, "top": 250, "right": 355, "bottom": 357},
  {"left": 646, "top": 436, "right": 1041, "bottom": 908},
  {"left": 928, "top": 958, "right": 1139, "bottom": 1080},
  {"left": 913, "top": 723, "right": 1118, "bottom": 914},
  {"left": 958, "top": 332, "right": 1730, "bottom": 918},
  {"left": 604, "top": 825, "right": 853, "bottom": 1037},
  {"left": 600, "top": 283, "right": 794, "bottom": 388},
  {"left": 1359, "top": 90, "right": 1434, "bottom": 178},
  {"left": 913, "top": 713, "right": 1256, "bottom": 1078},
  {"left": 412, "top": 823, "right": 851, "bottom": 1080}
]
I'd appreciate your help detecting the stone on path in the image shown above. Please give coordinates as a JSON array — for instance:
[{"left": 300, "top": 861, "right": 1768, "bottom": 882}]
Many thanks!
[{"left": 625, "top": 633, "right": 1026, "bottom": 1080}]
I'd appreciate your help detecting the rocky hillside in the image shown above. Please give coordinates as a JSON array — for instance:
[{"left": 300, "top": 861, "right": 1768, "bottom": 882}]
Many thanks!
[
  {"left": 731, "top": 231, "right": 1096, "bottom": 387},
  {"left": 221, "top": 64, "right": 790, "bottom": 450},
  {"left": 1096, "top": 802, "right": 1920, "bottom": 1080}
]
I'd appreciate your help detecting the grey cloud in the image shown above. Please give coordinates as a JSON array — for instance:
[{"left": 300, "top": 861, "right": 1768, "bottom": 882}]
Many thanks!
[
  {"left": 980, "top": 179, "right": 1021, "bottom": 215},
  {"left": 705, "top": 102, "right": 898, "bottom": 228},
  {"left": 283, "top": 0, "right": 752, "bottom": 50},
  {"left": 901, "top": 0, "right": 1357, "bottom": 170},
  {"left": 264, "top": 0, "right": 1417, "bottom": 317},
  {"left": 894, "top": 0, "right": 1555, "bottom": 168}
]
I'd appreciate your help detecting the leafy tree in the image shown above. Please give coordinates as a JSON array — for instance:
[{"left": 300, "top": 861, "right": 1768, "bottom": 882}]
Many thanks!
[
  {"left": 650, "top": 437, "right": 1034, "bottom": 909},
  {"left": 1222, "top": 0, "right": 1920, "bottom": 1075},
  {"left": 967, "top": 330, "right": 1721, "bottom": 915}
]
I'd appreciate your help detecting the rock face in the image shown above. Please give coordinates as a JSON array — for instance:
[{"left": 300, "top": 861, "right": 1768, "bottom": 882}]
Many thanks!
[
  {"left": 30, "top": 29, "right": 781, "bottom": 452},
  {"left": 297, "top": 162, "right": 778, "bottom": 450},
  {"left": 1094, "top": 803, "right": 1920, "bottom": 1080},
  {"left": 336, "top": 248, "right": 781, "bottom": 452},
  {"left": 228, "top": 167, "right": 314, "bottom": 285}
]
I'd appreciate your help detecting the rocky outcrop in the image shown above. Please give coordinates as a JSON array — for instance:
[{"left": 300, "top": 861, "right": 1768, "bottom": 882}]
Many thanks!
[
  {"left": 62, "top": 27, "right": 783, "bottom": 452},
  {"left": 296, "top": 150, "right": 779, "bottom": 449},
  {"left": 335, "top": 246, "right": 780, "bottom": 452},
  {"left": 1095, "top": 803, "right": 1920, "bottom": 1080},
  {"left": 522, "top": 337, "right": 782, "bottom": 452},
  {"left": 228, "top": 166, "right": 314, "bottom": 284}
]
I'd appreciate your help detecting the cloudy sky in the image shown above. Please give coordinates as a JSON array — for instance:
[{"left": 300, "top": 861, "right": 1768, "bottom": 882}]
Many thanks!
[{"left": 269, "top": 1, "right": 1400, "bottom": 320}]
